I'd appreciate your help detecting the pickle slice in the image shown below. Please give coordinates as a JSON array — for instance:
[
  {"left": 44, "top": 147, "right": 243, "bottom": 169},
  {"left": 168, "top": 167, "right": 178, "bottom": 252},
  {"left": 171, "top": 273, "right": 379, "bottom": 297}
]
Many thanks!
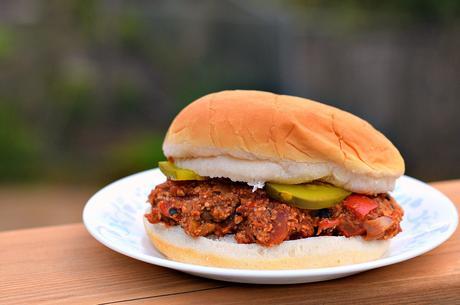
[
  {"left": 158, "top": 161, "right": 205, "bottom": 181},
  {"left": 265, "top": 182, "right": 351, "bottom": 209}
]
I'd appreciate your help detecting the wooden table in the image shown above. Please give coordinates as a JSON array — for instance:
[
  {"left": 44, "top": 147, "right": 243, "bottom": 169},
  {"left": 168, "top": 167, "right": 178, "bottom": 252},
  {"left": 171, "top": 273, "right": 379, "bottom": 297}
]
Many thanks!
[{"left": 1, "top": 180, "right": 459, "bottom": 305}]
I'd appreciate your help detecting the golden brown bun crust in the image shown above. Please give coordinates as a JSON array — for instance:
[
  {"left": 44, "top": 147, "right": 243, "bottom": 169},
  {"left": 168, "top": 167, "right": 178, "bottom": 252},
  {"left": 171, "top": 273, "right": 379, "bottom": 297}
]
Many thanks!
[
  {"left": 144, "top": 218, "right": 390, "bottom": 270},
  {"left": 163, "top": 90, "right": 404, "bottom": 191}
]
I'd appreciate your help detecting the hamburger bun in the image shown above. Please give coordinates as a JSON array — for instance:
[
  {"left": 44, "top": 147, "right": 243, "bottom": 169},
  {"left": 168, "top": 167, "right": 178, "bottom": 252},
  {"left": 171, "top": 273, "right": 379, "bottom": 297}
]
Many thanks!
[
  {"left": 144, "top": 217, "right": 389, "bottom": 270},
  {"left": 163, "top": 90, "right": 404, "bottom": 194},
  {"left": 146, "top": 90, "right": 403, "bottom": 270}
]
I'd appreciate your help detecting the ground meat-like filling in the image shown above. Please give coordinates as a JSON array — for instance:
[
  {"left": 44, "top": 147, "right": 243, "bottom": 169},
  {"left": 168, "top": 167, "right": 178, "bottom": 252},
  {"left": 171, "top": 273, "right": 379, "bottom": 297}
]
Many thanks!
[{"left": 145, "top": 179, "right": 403, "bottom": 247}]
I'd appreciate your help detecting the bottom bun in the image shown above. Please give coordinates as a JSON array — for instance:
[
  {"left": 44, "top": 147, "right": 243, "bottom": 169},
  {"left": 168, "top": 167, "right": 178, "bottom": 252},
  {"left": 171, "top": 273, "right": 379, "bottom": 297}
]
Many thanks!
[{"left": 144, "top": 217, "right": 389, "bottom": 270}]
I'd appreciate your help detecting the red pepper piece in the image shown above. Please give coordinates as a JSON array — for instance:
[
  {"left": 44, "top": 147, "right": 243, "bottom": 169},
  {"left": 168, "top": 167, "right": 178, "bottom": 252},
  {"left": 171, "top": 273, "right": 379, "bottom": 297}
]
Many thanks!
[
  {"left": 317, "top": 218, "right": 340, "bottom": 234},
  {"left": 343, "top": 195, "right": 378, "bottom": 219}
]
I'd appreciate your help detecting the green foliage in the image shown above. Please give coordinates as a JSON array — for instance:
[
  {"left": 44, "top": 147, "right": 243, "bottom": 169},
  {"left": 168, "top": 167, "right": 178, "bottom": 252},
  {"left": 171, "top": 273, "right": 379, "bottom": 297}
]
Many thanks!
[
  {"left": 113, "top": 80, "right": 143, "bottom": 117},
  {"left": 0, "top": 103, "right": 41, "bottom": 181},
  {"left": 0, "top": 27, "right": 14, "bottom": 60},
  {"left": 104, "top": 133, "right": 165, "bottom": 182},
  {"left": 71, "top": 0, "right": 97, "bottom": 34},
  {"left": 119, "top": 10, "right": 147, "bottom": 52},
  {"left": 292, "top": 0, "right": 460, "bottom": 24},
  {"left": 54, "top": 78, "right": 94, "bottom": 107},
  {"left": 50, "top": 74, "right": 96, "bottom": 149}
]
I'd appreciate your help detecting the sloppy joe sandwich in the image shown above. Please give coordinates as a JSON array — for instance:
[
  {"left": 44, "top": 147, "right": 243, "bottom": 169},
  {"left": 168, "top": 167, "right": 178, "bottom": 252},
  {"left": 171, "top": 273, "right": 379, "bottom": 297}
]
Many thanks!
[{"left": 144, "top": 90, "right": 404, "bottom": 269}]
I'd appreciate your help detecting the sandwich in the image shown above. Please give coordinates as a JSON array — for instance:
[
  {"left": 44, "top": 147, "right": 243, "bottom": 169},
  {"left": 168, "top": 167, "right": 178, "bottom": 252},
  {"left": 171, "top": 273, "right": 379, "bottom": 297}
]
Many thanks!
[{"left": 144, "top": 90, "right": 404, "bottom": 269}]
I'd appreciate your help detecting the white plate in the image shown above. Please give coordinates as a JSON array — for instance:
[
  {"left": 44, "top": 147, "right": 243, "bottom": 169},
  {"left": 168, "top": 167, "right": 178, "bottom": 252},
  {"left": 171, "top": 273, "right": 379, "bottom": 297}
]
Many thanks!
[{"left": 83, "top": 169, "right": 458, "bottom": 284}]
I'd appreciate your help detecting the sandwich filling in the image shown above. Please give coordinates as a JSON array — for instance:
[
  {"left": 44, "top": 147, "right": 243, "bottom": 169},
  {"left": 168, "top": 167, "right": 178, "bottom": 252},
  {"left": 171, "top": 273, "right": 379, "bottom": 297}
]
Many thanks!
[{"left": 145, "top": 178, "right": 403, "bottom": 247}]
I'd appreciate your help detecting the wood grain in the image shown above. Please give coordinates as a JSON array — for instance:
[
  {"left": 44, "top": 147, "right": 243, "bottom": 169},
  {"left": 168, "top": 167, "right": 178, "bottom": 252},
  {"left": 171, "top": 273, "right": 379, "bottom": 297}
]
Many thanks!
[
  {"left": 0, "top": 225, "right": 224, "bottom": 305},
  {"left": 0, "top": 180, "right": 459, "bottom": 305}
]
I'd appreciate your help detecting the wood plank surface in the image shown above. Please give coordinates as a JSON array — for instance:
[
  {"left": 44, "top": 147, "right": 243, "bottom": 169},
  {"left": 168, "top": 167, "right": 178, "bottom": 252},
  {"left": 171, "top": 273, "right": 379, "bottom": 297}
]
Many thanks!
[
  {"left": 0, "top": 225, "right": 225, "bottom": 305},
  {"left": 1, "top": 180, "right": 459, "bottom": 305}
]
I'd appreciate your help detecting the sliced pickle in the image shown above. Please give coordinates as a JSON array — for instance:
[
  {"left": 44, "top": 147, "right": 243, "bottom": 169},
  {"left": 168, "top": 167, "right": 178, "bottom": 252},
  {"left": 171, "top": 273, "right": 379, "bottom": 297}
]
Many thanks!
[
  {"left": 158, "top": 161, "right": 205, "bottom": 181},
  {"left": 265, "top": 182, "right": 351, "bottom": 209}
]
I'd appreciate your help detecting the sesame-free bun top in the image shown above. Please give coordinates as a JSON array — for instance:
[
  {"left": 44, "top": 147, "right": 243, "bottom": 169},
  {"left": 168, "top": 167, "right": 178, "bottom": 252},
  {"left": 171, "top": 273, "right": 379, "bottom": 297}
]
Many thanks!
[{"left": 163, "top": 90, "right": 404, "bottom": 194}]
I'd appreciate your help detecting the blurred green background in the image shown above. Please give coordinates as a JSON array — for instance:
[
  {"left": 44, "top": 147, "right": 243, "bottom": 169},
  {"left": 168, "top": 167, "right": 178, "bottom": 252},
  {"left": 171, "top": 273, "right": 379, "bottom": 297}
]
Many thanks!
[{"left": 1, "top": 0, "right": 460, "bottom": 188}]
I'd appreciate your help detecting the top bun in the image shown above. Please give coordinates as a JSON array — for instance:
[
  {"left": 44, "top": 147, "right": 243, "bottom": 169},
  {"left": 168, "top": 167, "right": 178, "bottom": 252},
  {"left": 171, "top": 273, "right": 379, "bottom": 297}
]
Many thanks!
[{"left": 163, "top": 90, "right": 404, "bottom": 194}]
